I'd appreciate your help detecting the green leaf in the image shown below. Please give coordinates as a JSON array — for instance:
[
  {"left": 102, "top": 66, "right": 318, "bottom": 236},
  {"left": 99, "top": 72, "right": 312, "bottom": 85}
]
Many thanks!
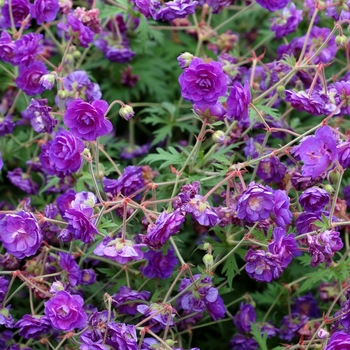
[
  {"left": 98, "top": 5, "right": 125, "bottom": 18},
  {"left": 250, "top": 323, "right": 268, "bottom": 350},
  {"left": 142, "top": 147, "right": 186, "bottom": 169},
  {"left": 222, "top": 253, "right": 240, "bottom": 288},
  {"left": 39, "top": 176, "right": 60, "bottom": 195},
  {"left": 297, "top": 268, "right": 329, "bottom": 294}
]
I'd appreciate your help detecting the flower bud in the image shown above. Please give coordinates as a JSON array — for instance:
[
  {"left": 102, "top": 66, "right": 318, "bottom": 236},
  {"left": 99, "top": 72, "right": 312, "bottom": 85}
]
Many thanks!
[
  {"left": 212, "top": 130, "right": 226, "bottom": 145},
  {"left": 323, "top": 184, "right": 335, "bottom": 195},
  {"left": 119, "top": 105, "right": 134, "bottom": 121},
  {"left": 57, "top": 90, "right": 68, "bottom": 100},
  {"left": 73, "top": 50, "right": 81, "bottom": 59},
  {"left": 203, "top": 253, "right": 214, "bottom": 269},
  {"left": 177, "top": 52, "right": 194, "bottom": 69},
  {"left": 203, "top": 242, "right": 211, "bottom": 251},
  {"left": 39, "top": 73, "right": 56, "bottom": 90},
  {"left": 165, "top": 340, "right": 176, "bottom": 347},
  {"left": 277, "top": 85, "right": 286, "bottom": 98},
  {"left": 336, "top": 35, "right": 347, "bottom": 47},
  {"left": 327, "top": 168, "right": 340, "bottom": 184},
  {"left": 317, "top": 328, "right": 329, "bottom": 339},
  {"left": 64, "top": 53, "right": 74, "bottom": 64},
  {"left": 343, "top": 3, "right": 349, "bottom": 11}
]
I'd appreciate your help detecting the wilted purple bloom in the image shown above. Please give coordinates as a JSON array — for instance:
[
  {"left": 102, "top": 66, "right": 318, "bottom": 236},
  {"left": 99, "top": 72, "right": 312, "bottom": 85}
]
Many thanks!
[
  {"left": 226, "top": 81, "right": 251, "bottom": 123},
  {"left": 40, "top": 130, "right": 84, "bottom": 178},
  {"left": 112, "top": 286, "right": 150, "bottom": 316},
  {"left": 1, "top": 0, "right": 30, "bottom": 28},
  {"left": 295, "top": 211, "right": 322, "bottom": 235},
  {"left": 0, "top": 277, "right": 8, "bottom": 302},
  {"left": 298, "top": 126, "right": 337, "bottom": 178},
  {"left": 292, "top": 293, "right": 320, "bottom": 318},
  {"left": 325, "top": 331, "right": 350, "bottom": 350},
  {"left": 64, "top": 209, "right": 98, "bottom": 244},
  {"left": 178, "top": 57, "right": 228, "bottom": 106},
  {"left": 257, "top": 156, "right": 286, "bottom": 184},
  {"left": 193, "top": 102, "right": 226, "bottom": 122},
  {"left": 44, "top": 291, "right": 87, "bottom": 331},
  {"left": 7, "top": 168, "right": 38, "bottom": 194},
  {"left": 335, "top": 81, "right": 350, "bottom": 116},
  {"left": 173, "top": 181, "right": 200, "bottom": 208},
  {"left": 229, "top": 334, "right": 258, "bottom": 350},
  {"left": 291, "top": 171, "right": 323, "bottom": 191},
  {"left": 96, "top": 40, "right": 136, "bottom": 63},
  {"left": 245, "top": 249, "right": 283, "bottom": 282},
  {"left": 309, "top": 26, "right": 337, "bottom": 64},
  {"left": 156, "top": 0, "right": 198, "bottom": 21},
  {"left": 141, "top": 247, "right": 178, "bottom": 279},
  {"left": 279, "top": 313, "right": 308, "bottom": 341},
  {"left": 142, "top": 210, "right": 185, "bottom": 249},
  {"left": 94, "top": 236, "right": 144, "bottom": 264},
  {"left": 0, "top": 31, "right": 15, "bottom": 64},
  {"left": 299, "top": 187, "right": 330, "bottom": 212},
  {"left": 255, "top": 0, "right": 290, "bottom": 11},
  {"left": 15, "top": 61, "right": 48, "bottom": 96},
  {"left": 13, "top": 33, "right": 43, "bottom": 67},
  {"left": 285, "top": 90, "right": 325, "bottom": 116},
  {"left": 234, "top": 303, "right": 256, "bottom": 333},
  {"left": 133, "top": 0, "right": 161, "bottom": 18},
  {"left": 64, "top": 99, "right": 112, "bottom": 141},
  {"left": 58, "top": 15, "right": 94, "bottom": 48},
  {"left": 271, "top": 189, "right": 292, "bottom": 228},
  {"left": 120, "top": 144, "right": 149, "bottom": 160},
  {"left": 268, "top": 227, "right": 300, "bottom": 268},
  {"left": 338, "top": 142, "right": 350, "bottom": 169},
  {"left": 22, "top": 98, "right": 57, "bottom": 133},
  {"left": 15, "top": 315, "right": 51, "bottom": 339},
  {"left": 108, "top": 323, "right": 138, "bottom": 350},
  {"left": 30, "top": 0, "right": 60, "bottom": 25},
  {"left": 206, "top": 0, "right": 232, "bottom": 14},
  {"left": 307, "top": 230, "right": 343, "bottom": 267},
  {"left": 206, "top": 294, "right": 226, "bottom": 321},
  {"left": 59, "top": 252, "right": 81, "bottom": 287},
  {"left": 0, "top": 306, "right": 15, "bottom": 328},
  {"left": 236, "top": 183, "right": 274, "bottom": 223},
  {"left": 244, "top": 134, "right": 265, "bottom": 159},
  {"left": 0, "top": 211, "right": 42, "bottom": 259},
  {"left": 270, "top": 2, "right": 302, "bottom": 39}
]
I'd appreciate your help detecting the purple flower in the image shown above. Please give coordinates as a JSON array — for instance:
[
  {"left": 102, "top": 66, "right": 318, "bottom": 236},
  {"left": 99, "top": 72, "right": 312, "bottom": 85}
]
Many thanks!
[
  {"left": 1, "top": 0, "right": 30, "bottom": 28},
  {"left": 142, "top": 210, "right": 185, "bottom": 249},
  {"left": 307, "top": 230, "right": 343, "bottom": 267},
  {"left": 178, "top": 57, "right": 228, "bottom": 106},
  {"left": 59, "top": 252, "right": 81, "bottom": 287},
  {"left": 64, "top": 209, "right": 98, "bottom": 243},
  {"left": 30, "top": 0, "right": 60, "bottom": 25},
  {"left": 338, "top": 142, "right": 350, "bottom": 168},
  {"left": 63, "top": 99, "right": 112, "bottom": 141},
  {"left": 40, "top": 130, "right": 84, "bottom": 178},
  {"left": 0, "top": 115, "right": 15, "bottom": 136},
  {"left": 325, "top": 331, "right": 350, "bottom": 350},
  {"left": 13, "top": 33, "right": 43, "bottom": 67},
  {"left": 226, "top": 81, "right": 251, "bottom": 123},
  {"left": 94, "top": 236, "right": 144, "bottom": 264},
  {"left": 15, "top": 61, "right": 48, "bottom": 96},
  {"left": 309, "top": 26, "right": 337, "bottom": 64},
  {"left": 236, "top": 183, "right": 274, "bottom": 223},
  {"left": 79, "top": 269, "right": 96, "bottom": 285},
  {"left": 22, "top": 98, "right": 57, "bottom": 133},
  {"left": 256, "top": 0, "right": 290, "bottom": 11},
  {"left": 141, "top": 247, "right": 178, "bottom": 279},
  {"left": 207, "top": 0, "right": 232, "bottom": 14},
  {"left": 133, "top": 0, "right": 161, "bottom": 18},
  {"left": 104, "top": 166, "right": 145, "bottom": 197},
  {"left": 58, "top": 15, "right": 94, "bottom": 48},
  {"left": 156, "top": 0, "right": 198, "bottom": 21},
  {"left": 71, "top": 191, "right": 97, "bottom": 215},
  {"left": 295, "top": 211, "right": 322, "bottom": 235},
  {"left": 108, "top": 323, "right": 138, "bottom": 350},
  {"left": 0, "top": 306, "right": 15, "bottom": 328},
  {"left": 15, "top": 315, "right": 51, "bottom": 339},
  {"left": 268, "top": 227, "right": 300, "bottom": 268},
  {"left": 298, "top": 126, "right": 337, "bottom": 178},
  {"left": 230, "top": 334, "right": 258, "bottom": 350},
  {"left": 257, "top": 156, "right": 286, "bottom": 184},
  {"left": 0, "top": 277, "right": 9, "bottom": 302},
  {"left": 335, "top": 81, "right": 350, "bottom": 115},
  {"left": 0, "top": 31, "right": 15, "bottom": 64},
  {"left": 44, "top": 290, "right": 87, "bottom": 331},
  {"left": 112, "top": 286, "right": 150, "bottom": 316},
  {"left": 0, "top": 211, "right": 43, "bottom": 259},
  {"left": 137, "top": 303, "right": 175, "bottom": 330},
  {"left": 270, "top": 3, "right": 302, "bottom": 39},
  {"left": 234, "top": 303, "right": 256, "bottom": 333},
  {"left": 245, "top": 249, "right": 283, "bottom": 282},
  {"left": 292, "top": 293, "right": 320, "bottom": 318},
  {"left": 56, "top": 189, "right": 76, "bottom": 216},
  {"left": 299, "top": 187, "right": 330, "bottom": 212},
  {"left": 193, "top": 102, "right": 226, "bottom": 122},
  {"left": 279, "top": 313, "right": 308, "bottom": 341},
  {"left": 271, "top": 189, "right": 292, "bottom": 228},
  {"left": 7, "top": 168, "right": 38, "bottom": 194},
  {"left": 285, "top": 90, "right": 325, "bottom": 116}
]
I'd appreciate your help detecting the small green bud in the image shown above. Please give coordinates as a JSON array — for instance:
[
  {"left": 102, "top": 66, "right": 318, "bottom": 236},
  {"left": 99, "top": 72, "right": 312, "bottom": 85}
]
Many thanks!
[
  {"left": 203, "top": 242, "right": 211, "bottom": 251},
  {"left": 177, "top": 52, "right": 194, "bottom": 68},
  {"left": 165, "top": 340, "right": 176, "bottom": 346},
  {"left": 342, "top": 3, "right": 349, "bottom": 11},
  {"left": 0, "top": 307, "right": 9, "bottom": 317},
  {"left": 277, "top": 85, "right": 286, "bottom": 98},
  {"left": 212, "top": 130, "right": 226, "bottom": 145},
  {"left": 336, "top": 35, "right": 347, "bottom": 47},
  {"left": 83, "top": 148, "right": 92, "bottom": 158},
  {"left": 57, "top": 90, "right": 68, "bottom": 100},
  {"left": 226, "top": 234, "right": 235, "bottom": 246},
  {"left": 323, "top": 184, "right": 335, "bottom": 195},
  {"left": 64, "top": 53, "right": 74, "bottom": 64},
  {"left": 327, "top": 168, "right": 340, "bottom": 184},
  {"left": 119, "top": 105, "right": 135, "bottom": 121},
  {"left": 73, "top": 50, "right": 81, "bottom": 59},
  {"left": 203, "top": 253, "right": 214, "bottom": 269}
]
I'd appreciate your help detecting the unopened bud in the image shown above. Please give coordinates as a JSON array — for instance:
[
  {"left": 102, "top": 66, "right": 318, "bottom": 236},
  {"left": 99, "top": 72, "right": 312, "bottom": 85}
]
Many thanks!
[
  {"left": 119, "top": 105, "right": 134, "bottom": 121},
  {"left": 64, "top": 53, "right": 73, "bottom": 64},
  {"left": 317, "top": 328, "right": 329, "bottom": 339},
  {"left": 203, "top": 242, "right": 211, "bottom": 251},
  {"left": 73, "top": 50, "right": 81, "bottom": 59},
  {"left": 39, "top": 73, "right": 56, "bottom": 90},
  {"left": 323, "top": 184, "right": 335, "bottom": 195},
  {"left": 165, "top": 340, "right": 176, "bottom": 346},
  {"left": 277, "top": 85, "right": 286, "bottom": 98},
  {"left": 343, "top": 3, "right": 349, "bottom": 11},
  {"left": 177, "top": 52, "right": 194, "bottom": 69},
  {"left": 336, "top": 35, "right": 347, "bottom": 47},
  {"left": 83, "top": 148, "right": 92, "bottom": 158},
  {"left": 212, "top": 130, "right": 226, "bottom": 145},
  {"left": 57, "top": 90, "right": 68, "bottom": 100},
  {"left": 203, "top": 253, "right": 214, "bottom": 269},
  {"left": 327, "top": 168, "right": 340, "bottom": 184}
]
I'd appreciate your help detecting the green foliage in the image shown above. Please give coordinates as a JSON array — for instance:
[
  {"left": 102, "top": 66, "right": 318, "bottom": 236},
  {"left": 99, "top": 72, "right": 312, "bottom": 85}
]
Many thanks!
[
  {"left": 251, "top": 323, "right": 268, "bottom": 350},
  {"left": 142, "top": 146, "right": 187, "bottom": 169}
]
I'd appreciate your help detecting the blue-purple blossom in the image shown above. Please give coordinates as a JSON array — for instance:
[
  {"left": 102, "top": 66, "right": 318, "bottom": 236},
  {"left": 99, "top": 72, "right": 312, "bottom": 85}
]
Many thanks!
[
  {"left": 59, "top": 252, "right": 81, "bottom": 287},
  {"left": 285, "top": 90, "right": 325, "bottom": 116},
  {"left": 15, "top": 315, "right": 51, "bottom": 339},
  {"left": 178, "top": 57, "right": 228, "bottom": 106},
  {"left": 1, "top": 0, "right": 30, "bottom": 28},
  {"left": 256, "top": 0, "right": 290, "bottom": 11},
  {"left": 325, "top": 331, "right": 350, "bottom": 350},
  {"left": 292, "top": 293, "right": 320, "bottom": 318},
  {"left": 230, "top": 334, "right": 258, "bottom": 350},
  {"left": 7, "top": 168, "right": 38, "bottom": 194},
  {"left": 155, "top": 0, "right": 198, "bottom": 21},
  {"left": 0, "top": 277, "right": 9, "bottom": 302},
  {"left": 226, "top": 81, "right": 251, "bottom": 123},
  {"left": 137, "top": 303, "right": 175, "bottom": 331},
  {"left": 257, "top": 156, "right": 286, "bottom": 184},
  {"left": 299, "top": 187, "right": 330, "bottom": 212},
  {"left": 30, "top": 0, "right": 60, "bottom": 25},
  {"left": 13, "top": 33, "right": 44, "bottom": 67},
  {"left": 279, "top": 313, "right": 309, "bottom": 341},
  {"left": 234, "top": 303, "right": 256, "bottom": 333},
  {"left": 271, "top": 189, "right": 292, "bottom": 228},
  {"left": 0, "top": 306, "right": 15, "bottom": 328},
  {"left": 0, "top": 31, "right": 15, "bottom": 64},
  {"left": 107, "top": 323, "right": 138, "bottom": 350}
]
